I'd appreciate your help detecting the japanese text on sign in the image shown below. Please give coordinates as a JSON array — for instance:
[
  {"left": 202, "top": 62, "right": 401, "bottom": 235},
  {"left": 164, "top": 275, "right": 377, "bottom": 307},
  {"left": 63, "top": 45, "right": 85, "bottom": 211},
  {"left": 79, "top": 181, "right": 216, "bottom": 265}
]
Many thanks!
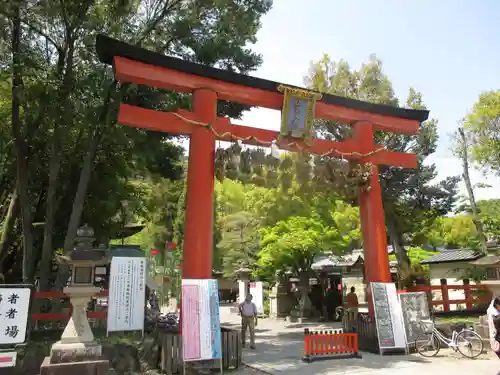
[
  {"left": 0, "top": 287, "right": 31, "bottom": 345},
  {"left": 107, "top": 257, "right": 146, "bottom": 333},
  {"left": 181, "top": 279, "right": 222, "bottom": 362}
]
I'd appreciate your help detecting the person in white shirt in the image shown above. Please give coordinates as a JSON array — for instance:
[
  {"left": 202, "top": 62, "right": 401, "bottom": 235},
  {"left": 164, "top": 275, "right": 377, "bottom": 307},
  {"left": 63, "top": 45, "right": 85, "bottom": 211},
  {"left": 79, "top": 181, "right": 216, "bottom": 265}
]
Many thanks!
[{"left": 238, "top": 293, "right": 258, "bottom": 349}]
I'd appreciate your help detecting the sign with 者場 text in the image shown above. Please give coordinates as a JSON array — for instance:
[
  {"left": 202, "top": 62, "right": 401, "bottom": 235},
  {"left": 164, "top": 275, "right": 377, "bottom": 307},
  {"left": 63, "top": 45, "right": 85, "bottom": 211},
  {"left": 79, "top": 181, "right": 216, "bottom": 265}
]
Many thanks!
[
  {"left": 181, "top": 279, "right": 222, "bottom": 362},
  {"left": 107, "top": 257, "right": 146, "bottom": 333},
  {"left": 0, "top": 287, "right": 31, "bottom": 346}
]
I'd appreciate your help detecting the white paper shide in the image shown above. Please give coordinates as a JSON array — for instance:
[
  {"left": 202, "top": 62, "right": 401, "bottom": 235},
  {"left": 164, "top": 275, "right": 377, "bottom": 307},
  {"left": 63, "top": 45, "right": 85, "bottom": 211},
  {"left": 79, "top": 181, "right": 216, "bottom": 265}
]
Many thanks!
[
  {"left": 107, "top": 257, "right": 146, "bottom": 333},
  {"left": 0, "top": 287, "right": 31, "bottom": 345}
]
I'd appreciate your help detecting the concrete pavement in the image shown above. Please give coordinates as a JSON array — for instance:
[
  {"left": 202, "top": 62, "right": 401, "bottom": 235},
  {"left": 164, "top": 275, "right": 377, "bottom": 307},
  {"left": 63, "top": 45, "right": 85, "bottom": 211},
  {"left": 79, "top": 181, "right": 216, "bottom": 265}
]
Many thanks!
[{"left": 219, "top": 305, "right": 500, "bottom": 375}]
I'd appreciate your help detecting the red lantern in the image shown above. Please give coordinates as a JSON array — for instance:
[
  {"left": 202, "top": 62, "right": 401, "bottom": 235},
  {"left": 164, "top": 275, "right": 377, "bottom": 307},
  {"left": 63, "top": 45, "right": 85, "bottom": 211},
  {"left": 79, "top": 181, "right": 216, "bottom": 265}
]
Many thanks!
[
  {"left": 151, "top": 248, "right": 159, "bottom": 256},
  {"left": 166, "top": 242, "right": 177, "bottom": 251}
]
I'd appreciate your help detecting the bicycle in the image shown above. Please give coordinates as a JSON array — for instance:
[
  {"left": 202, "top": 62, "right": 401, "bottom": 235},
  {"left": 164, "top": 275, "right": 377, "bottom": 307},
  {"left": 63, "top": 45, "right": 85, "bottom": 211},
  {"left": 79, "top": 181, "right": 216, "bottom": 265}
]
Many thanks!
[{"left": 414, "top": 319, "right": 484, "bottom": 359}]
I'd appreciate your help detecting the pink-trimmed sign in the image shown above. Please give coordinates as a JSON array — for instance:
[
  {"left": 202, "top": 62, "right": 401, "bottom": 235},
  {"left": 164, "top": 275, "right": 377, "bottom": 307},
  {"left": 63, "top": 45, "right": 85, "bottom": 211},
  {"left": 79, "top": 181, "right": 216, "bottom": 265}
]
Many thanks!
[
  {"left": 0, "top": 352, "right": 16, "bottom": 368},
  {"left": 181, "top": 279, "right": 222, "bottom": 361}
]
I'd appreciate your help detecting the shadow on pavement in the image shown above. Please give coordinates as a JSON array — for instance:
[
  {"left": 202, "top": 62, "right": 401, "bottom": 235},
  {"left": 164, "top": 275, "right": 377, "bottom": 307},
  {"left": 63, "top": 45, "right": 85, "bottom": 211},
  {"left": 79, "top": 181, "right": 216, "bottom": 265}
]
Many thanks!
[{"left": 241, "top": 330, "right": 438, "bottom": 375}]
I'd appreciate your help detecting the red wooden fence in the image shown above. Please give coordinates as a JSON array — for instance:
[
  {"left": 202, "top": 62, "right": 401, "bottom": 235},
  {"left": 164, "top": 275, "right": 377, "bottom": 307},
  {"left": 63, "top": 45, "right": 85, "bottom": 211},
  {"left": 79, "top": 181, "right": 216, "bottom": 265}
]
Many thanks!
[
  {"left": 408, "top": 283, "right": 492, "bottom": 312},
  {"left": 31, "top": 290, "right": 108, "bottom": 321},
  {"left": 31, "top": 283, "right": 492, "bottom": 323},
  {"left": 302, "top": 328, "right": 360, "bottom": 362}
]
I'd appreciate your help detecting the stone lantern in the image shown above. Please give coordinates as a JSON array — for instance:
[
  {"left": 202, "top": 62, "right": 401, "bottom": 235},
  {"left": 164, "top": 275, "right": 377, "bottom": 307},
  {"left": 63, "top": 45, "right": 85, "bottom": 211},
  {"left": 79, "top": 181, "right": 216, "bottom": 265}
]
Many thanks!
[
  {"left": 41, "top": 224, "right": 110, "bottom": 375},
  {"left": 235, "top": 265, "right": 251, "bottom": 302}
]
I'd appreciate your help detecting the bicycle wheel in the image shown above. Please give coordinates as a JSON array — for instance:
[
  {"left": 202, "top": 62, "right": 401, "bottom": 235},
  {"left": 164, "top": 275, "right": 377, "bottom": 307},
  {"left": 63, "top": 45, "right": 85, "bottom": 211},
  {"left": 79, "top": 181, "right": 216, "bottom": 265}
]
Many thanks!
[
  {"left": 415, "top": 332, "right": 440, "bottom": 357},
  {"left": 455, "top": 330, "right": 483, "bottom": 359}
]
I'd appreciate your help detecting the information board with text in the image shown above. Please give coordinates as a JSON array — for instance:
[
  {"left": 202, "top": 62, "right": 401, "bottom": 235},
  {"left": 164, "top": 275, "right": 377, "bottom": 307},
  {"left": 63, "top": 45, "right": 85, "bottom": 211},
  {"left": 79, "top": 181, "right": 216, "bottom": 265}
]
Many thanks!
[
  {"left": 107, "top": 256, "right": 146, "bottom": 333},
  {"left": 182, "top": 279, "right": 222, "bottom": 362}
]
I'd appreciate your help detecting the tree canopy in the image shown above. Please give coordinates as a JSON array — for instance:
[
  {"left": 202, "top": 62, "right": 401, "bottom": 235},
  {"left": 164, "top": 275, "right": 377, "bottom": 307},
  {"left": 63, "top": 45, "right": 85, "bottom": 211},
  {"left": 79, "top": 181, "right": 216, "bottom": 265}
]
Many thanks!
[
  {"left": 305, "top": 54, "right": 459, "bottom": 273},
  {"left": 464, "top": 91, "right": 500, "bottom": 174},
  {"left": 0, "top": 0, "right": 272, "bottom": 286}
]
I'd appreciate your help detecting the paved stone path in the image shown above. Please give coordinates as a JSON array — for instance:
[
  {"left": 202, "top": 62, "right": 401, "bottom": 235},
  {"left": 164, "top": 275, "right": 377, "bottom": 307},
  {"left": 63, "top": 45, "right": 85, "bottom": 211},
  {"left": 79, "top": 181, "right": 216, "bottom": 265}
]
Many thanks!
[{"left": 220, "top": 306, "right": 500, "bottom": 375}]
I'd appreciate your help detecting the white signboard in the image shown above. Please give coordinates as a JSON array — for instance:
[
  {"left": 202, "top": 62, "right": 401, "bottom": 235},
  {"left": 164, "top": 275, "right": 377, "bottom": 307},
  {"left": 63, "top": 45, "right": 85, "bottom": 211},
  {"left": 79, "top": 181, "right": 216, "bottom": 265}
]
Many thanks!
[
  {"left": 238, "top": 280, "right": 246, "bottom": 304},
  {"left": 107, "top": 257, "right": 146, "bottom": 333},
  {"left": 181, "top": 279, "right": 222, "bottom": 361},
  {"left": 370, "top": 282, "right": 407, "bottom": 354},
  {"left": 249, "top": 282, "right": 264, "bottom": 315},
  {"left": 0, "top": 287, "right": 31, "bottom": 345}
]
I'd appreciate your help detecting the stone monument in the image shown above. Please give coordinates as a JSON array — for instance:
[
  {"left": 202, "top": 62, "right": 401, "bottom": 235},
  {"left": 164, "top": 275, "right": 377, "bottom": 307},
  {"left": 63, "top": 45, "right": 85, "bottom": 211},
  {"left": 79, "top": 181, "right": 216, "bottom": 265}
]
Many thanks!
[
  {"left": 40, "top": 224, "right": 110, "bottom": 375},
  {"left": 269, "top": 270, "right": 294, "bottom": 318}
]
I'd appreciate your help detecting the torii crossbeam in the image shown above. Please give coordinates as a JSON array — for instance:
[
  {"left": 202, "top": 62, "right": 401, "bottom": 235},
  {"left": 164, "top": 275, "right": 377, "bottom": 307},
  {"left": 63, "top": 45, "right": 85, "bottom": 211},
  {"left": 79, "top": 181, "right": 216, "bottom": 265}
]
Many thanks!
[{"left": 96, "top": 35, "right": 429, "bottom": 292}]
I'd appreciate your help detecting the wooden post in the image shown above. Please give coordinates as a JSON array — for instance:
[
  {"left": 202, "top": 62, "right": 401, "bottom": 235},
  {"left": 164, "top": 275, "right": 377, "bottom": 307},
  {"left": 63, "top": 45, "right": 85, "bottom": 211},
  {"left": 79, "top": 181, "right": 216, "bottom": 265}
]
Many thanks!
[
  {"left": 463, "top": 279, "right": 473, "bottom": 310},
  {"left": 440, "top": 279, "right": 450, "bottom": 312}
]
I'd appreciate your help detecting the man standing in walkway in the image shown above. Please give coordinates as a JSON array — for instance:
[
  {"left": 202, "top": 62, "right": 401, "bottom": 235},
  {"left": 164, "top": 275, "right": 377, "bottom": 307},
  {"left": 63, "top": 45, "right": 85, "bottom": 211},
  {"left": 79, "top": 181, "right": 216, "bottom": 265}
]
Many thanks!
[
  {"left": 345, "top": 286, "right": 359, "bottom": 327},
  {"left": 239, "top": 293, "right": 258, "bottom": 349}
]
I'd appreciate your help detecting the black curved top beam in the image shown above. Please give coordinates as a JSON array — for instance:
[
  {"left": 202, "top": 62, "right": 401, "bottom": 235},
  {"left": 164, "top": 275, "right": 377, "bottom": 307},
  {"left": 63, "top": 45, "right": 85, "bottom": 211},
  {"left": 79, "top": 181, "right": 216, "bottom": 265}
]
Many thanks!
[{"left": 96, "top": 34, "right": 429, "bottom": 123}]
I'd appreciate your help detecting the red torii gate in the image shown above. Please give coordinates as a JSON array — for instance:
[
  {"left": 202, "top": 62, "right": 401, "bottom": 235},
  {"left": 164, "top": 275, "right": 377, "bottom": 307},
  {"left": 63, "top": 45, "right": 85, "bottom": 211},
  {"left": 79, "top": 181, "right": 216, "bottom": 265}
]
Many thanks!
[{"left": 96, "top": 35, "right": 429, "bottom": 291}]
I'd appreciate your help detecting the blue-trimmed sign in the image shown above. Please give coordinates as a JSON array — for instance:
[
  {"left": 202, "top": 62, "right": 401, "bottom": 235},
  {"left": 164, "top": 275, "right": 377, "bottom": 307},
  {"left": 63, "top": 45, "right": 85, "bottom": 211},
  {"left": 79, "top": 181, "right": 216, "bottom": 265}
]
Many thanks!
[{"left": 182, "top": 279, "right": 222, "bottom": 361}]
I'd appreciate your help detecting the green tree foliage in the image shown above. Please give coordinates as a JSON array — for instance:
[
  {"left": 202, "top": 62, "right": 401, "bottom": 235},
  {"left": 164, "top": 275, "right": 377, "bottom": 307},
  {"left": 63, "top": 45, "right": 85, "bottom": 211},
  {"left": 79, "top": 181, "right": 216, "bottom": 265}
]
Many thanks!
[
  {"left": 0, "top": 0, "right": 272, "bottom": 285},
  {"left": 214, "top": 178, "right": 362, "bottom": 278},
  {"left": 218, "top": 211, "right": 259, "bottom": 278},
  {"left": 477, "top": 199, "right": 500, "bottom": 239},
  {"left": 256, "top": 209, "right": 360, "bottom": 316},
  {"left": 258, "top": 216, "right": 335, "bottom": 278},
  {"left": 305, "top": 54, "right": 459, "bottom": 275},
  {"left": 257, "top": 209, "right": 361, "bottom": 279},
  {"left": 464, "top": 91, "right": 500, "bottom": 173},
  {"left": 414, "top": 215, "right": 480, "bottom": 250},
  {"left": 388, "top": 246, "right": 438, "bottom": 265}
]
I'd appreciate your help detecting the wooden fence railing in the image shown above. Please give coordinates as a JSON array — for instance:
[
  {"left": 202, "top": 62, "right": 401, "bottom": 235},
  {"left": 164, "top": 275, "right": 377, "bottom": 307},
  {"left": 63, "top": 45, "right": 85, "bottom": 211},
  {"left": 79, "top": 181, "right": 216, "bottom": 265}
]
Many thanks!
[
  {"left": 31, "top": 283, "right": 492, "bottom": 323},
  {"left": 408, "top": 282, "right": 492, "bottom": 312},
  {"left": 30, "top": 290, "right": 108, "bottom": 329}
]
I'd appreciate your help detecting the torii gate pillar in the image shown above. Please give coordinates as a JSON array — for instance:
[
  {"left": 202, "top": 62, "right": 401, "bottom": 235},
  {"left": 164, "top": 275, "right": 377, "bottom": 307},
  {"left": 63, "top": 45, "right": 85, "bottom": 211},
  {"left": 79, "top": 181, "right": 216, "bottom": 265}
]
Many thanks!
[
  {"left": 183, "top": 89, "right": 217, "bottom": 280},
  {"left": 354, "top": 121, "right": 391, "bottom": 285}
]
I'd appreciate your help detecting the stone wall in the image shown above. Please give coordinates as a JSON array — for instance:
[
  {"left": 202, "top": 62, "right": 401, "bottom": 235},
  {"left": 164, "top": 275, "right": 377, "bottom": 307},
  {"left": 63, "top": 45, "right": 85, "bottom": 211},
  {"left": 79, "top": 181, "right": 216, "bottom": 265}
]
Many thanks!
[{"left": 7, "top": 331, "right": 162, "bottom": 375}]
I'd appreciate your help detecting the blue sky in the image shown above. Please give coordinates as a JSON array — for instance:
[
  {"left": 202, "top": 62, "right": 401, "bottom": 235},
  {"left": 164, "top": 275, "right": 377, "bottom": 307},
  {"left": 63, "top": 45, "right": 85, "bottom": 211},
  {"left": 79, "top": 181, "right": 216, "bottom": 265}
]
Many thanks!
[{"left": 228, "top": 0, "right": 500, "bottom": 200}]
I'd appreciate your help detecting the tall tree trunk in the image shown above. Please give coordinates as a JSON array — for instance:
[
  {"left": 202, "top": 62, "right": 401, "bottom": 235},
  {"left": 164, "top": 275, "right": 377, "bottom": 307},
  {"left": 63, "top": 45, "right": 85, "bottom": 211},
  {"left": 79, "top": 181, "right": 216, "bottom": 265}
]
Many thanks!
[
  {"left": 458, "top": 128, "right": 488, "bottom": 253},
  {"left": 298, "top": 271, "right": 311, "bottom": 320},
  {"left": 62, "top": 129, "right": 101, "bottom": 254},
  {"left": 39, "top": 151, "right": 61, "bottom": 291},
  {"left": 386, "top": 218, "right": 411, "bottom": 285},
  {"left": 55, "top": 128, "right": 102, "bottom": 289},
  {"left": 11, "top": 2, "right": 34, "bottom": 283},
  {"left": 0, "top": 186, "right": 19, "bottom": 264},
  {"left": 39, "top": 26, "right": 76, "bottom": 290}
]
